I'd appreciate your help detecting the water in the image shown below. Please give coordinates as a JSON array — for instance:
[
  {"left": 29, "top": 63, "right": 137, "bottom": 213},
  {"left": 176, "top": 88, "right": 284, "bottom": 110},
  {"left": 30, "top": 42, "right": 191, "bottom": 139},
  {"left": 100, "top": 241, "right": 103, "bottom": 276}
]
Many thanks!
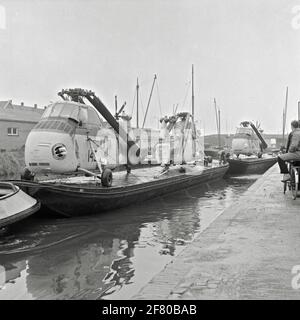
[{"left": 0, "top": 175, "right": 259, "bottom": 300}]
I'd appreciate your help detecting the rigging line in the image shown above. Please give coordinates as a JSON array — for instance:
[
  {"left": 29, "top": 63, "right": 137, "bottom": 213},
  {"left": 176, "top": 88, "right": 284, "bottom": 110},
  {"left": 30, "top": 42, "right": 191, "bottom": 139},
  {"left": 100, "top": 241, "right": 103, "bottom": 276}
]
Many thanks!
[
  {"left": 155, "top": 78, "right": 162, "bottom": 117},
  {"left": 139, "top": 91, "right": 145, "bottom": 122},
  {"left": 130, "top": 88, "right": 137, "bottom": 117},
  {"left": 181, "top": 80, "right": 191, "bottom": 111},
  {"left": 214, "top": 98, "right": 219, "bottom": 134},
  {"left": 142, "top": 74, "right": 157, "bottom": 128},
  {"left": 87, "top": 137, "right": 100, "bottom": 147},
  {"left": 87, "top": 137, "right": 117, "bottom": 163},
  {"left": 174, "top": 103, "right": 179, "bottom": 114}
]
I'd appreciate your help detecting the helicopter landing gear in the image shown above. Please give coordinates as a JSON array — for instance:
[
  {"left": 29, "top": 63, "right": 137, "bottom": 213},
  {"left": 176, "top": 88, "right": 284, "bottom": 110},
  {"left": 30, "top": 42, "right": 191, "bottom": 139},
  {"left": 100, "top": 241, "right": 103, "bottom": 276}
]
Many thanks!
[
  {"left": 21, "top": 167, "right": 35, "bottom": 181},
  {"left": 77, "top": 167, "right": 113, "bottom": 187},
  {"left": 101, "top": 168, "right": 113, "bottom": 187},
  {"left": 125, "top": 165, "right": 131, "bottom": 174}
]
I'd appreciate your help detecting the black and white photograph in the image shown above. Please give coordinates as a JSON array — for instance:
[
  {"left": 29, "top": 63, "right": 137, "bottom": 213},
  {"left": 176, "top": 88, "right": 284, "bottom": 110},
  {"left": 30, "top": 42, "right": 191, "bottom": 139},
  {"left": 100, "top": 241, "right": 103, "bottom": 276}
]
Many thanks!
[{"left": 0, "top": 0, "right": 300, "bottom": 306}]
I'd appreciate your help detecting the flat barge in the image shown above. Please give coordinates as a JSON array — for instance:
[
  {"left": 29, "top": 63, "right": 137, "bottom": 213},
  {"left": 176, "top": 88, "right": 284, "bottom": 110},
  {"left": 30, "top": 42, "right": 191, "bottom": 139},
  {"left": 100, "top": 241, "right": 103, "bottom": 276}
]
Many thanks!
[
  {"left": 227, "top": 156, "right": 277, "bottom": 175},
  {"left": 8, "top": 163, "right": 229, "bottom": 217}
]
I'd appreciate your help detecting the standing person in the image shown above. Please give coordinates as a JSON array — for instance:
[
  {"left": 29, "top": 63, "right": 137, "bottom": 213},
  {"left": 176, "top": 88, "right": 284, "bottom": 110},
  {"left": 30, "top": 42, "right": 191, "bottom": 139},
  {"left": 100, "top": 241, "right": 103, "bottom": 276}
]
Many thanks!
[{"left": 278, "top": 120, "right": 300, "bottom": 182}]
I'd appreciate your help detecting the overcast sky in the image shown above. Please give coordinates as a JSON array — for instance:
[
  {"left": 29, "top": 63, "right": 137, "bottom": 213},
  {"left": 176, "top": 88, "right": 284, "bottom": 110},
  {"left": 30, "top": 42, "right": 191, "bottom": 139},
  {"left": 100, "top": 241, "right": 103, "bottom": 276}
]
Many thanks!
[{"left": 0, "top": 0, "right": 300, "bottom": 134}]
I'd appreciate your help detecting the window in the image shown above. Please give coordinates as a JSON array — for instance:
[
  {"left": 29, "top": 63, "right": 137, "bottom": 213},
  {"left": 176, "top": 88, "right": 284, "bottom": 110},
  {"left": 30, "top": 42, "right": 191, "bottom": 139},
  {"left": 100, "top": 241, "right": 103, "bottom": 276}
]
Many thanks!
[
  {"left": 7, "top": 127, "right": 18, "bottom": 136},
  {"left": 50, "top": 103, "right": 63, "bottom": 117},
  {"left": 236, "top": 128, "right": 252, "bottom": 135},
  {"left": 41, "top": 105, "right": 53, "bottom": 118},
  {"left": 60, "top": 104, "right": 75, "bottom": 118},
  {"left": 87, "top": 107, "right": 102, "bottom": 126},
  {"left": 41, "top": 103, "right": 80, "bottom": 122}
]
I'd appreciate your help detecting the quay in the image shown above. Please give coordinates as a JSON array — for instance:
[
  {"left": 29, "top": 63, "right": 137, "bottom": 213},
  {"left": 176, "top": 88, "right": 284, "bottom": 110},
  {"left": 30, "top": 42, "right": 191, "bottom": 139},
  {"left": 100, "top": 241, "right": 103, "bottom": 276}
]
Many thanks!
[{"left": 133, "top": 164, "right": 300, "bottom": 299}]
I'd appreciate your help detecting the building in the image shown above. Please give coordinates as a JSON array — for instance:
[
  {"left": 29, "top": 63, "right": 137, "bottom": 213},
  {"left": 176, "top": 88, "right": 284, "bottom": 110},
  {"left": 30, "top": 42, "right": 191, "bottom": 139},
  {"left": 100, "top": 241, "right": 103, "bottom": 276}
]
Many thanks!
[{"left": 0, "top": 100, "right": 44, "bottom": 151}]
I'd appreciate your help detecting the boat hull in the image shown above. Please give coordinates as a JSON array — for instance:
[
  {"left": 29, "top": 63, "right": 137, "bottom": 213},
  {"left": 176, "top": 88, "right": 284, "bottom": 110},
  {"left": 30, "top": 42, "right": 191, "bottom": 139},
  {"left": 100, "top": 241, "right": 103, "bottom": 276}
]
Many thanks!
[
  {"left": 9, "top": 164, "right": 229, "bottom": 217},
  {"left": 227, "top": 157, "right": 277, "bottom": 175},
  {"left": 0, "top": 183, "right": 41, "bottom": 228}
]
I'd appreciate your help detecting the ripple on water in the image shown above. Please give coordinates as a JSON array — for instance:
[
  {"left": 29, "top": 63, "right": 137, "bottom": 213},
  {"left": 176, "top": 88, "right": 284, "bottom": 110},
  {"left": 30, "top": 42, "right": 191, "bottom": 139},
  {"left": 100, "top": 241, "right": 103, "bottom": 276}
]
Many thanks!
[{"left": 0, "top": 175, "right": 258, "bottom": 300}]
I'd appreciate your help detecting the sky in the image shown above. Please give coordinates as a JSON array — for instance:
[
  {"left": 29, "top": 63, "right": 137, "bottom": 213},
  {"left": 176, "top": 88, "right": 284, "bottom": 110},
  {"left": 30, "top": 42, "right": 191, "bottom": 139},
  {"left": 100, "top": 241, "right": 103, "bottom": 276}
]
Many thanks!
[{"left": 0, "top": 0, "right": 300, "bottom": 134}]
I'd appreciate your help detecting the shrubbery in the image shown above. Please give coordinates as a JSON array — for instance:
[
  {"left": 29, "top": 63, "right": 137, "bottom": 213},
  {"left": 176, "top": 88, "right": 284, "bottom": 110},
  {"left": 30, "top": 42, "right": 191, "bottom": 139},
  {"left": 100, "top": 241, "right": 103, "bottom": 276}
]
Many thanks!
[{"left": 0, "top": 149, "right": 25, "bottom": 178}]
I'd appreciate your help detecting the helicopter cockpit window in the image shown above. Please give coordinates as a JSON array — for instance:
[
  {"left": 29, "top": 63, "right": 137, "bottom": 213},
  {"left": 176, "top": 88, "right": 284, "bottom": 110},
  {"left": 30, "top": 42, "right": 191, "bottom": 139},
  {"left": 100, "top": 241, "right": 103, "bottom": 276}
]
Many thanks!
[
  {"left": 87, "top": 107, "right": 103, "bottom": 127},
  {"left": 41, "top": 103, "right": 80, "bottom": 122},
  {"left": 64, "top": 105, "right": 80, "bottom": 122},
  {"left": 51, "top": 104, "right": 64, "bottom": 117},
  {"left": 60, "top": 104, "right": 75, "bottom": 118},
  {"left": 41, "top": 105, "right": 53, "bottom": 118},
  {"left": 236, "top": 128, "right": 252, "bottom": 135},
  {"left": 78, "top": 107, "right": 88, "bottom": 126}
]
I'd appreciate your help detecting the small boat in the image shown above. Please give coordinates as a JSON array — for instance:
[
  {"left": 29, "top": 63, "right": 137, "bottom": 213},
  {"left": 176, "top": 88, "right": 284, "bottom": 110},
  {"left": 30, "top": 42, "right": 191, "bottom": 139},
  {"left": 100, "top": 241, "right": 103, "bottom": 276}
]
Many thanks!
[
  {"left": 9, "top": 163, "right": 229, "bottom": 217},
  {"left": 0, "top": 182, "right": 40, "bottom": 228},
  {"left": 227, "top": 156, "right": 277, "bottom": 175}
]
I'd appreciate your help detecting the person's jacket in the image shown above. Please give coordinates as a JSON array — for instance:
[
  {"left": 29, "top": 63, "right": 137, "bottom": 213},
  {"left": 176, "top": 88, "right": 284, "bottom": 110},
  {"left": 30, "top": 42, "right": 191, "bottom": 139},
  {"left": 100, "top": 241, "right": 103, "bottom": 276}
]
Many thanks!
[{"left": 289, "top": 128, "right": 300, "bottom": 153}]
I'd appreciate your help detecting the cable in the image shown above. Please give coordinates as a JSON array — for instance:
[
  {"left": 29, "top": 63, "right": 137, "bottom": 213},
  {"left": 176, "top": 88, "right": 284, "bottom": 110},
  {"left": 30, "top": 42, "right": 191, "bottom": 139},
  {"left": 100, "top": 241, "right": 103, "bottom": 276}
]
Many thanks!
[
  {"left": 181, "top": 80, "right": 191, "bottom": 112},
  {"left": 130, "top": 88, "right": 136, "bottom": 117},
  {"left": 155, "top": 79, "right": 162, "bottom": 117}
]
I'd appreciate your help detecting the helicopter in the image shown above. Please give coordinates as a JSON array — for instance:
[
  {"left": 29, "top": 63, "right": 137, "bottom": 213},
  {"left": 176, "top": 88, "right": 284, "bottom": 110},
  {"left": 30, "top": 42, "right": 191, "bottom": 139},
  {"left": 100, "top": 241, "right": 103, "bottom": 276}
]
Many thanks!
[
  {"left": 231, "top": 121, "right": 268, "bottom": 158},
  {"left": 23, "top": 88, "right": 146, "bottom": 185}
]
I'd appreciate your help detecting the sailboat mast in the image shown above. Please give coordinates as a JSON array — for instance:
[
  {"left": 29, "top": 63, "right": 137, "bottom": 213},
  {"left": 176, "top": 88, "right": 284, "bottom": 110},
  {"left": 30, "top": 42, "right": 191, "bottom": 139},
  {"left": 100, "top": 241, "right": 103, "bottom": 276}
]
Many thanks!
[
  {"left": 214, "top": 98, "right": 219, "bottom": 146},
  {"left": 136, "top": 78, "right": 139, "bottom": 128},
  {"left": 218, "top": 109, "right": 221, "bottom": 148},
  {"left": 192, "top": 64, "right": 195, "bottom": 118},
  {"left": 114, "top": 95, "right": 118, "bottom": 118},
  {"left": 282, "top": 108, "right": 285, "bottom": 144},
  {"left": 214, "top": 98, "right": 218, "bottom": 131},
  {"left": 282, "top": 86, "right": 288, "bottom": 146}
]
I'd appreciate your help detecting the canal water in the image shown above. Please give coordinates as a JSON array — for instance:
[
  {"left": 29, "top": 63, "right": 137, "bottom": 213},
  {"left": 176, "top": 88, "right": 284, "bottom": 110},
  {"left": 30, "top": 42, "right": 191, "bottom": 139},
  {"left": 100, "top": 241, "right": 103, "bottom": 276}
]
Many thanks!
[{"left": 0, "top": 175, "right": 259, "bottom": 300}]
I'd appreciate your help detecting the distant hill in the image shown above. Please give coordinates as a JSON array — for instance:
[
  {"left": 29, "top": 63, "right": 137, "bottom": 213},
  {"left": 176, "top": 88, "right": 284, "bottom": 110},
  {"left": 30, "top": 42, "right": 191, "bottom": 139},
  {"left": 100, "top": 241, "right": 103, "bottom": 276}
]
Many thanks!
[{"left": 204, "top": 133, "right": 287, "bottom": 149}]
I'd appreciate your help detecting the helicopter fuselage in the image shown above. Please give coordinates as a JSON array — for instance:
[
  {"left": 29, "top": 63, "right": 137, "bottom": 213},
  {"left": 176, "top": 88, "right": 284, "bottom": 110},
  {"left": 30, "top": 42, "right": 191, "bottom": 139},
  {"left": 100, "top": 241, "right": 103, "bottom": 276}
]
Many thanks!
[
  {"left": 231, "top": 127, "right": 262, "bottom": 156},
  {"left": 25, "top": 101, "right": 120, "bottom": 174}
]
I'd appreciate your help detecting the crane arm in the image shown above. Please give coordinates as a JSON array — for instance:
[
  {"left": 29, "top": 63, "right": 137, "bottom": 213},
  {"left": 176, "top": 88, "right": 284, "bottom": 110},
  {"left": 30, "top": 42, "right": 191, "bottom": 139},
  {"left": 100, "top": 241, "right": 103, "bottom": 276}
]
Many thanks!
[{"left": 58, "top": 88, "right": 139, "bottom": 159}]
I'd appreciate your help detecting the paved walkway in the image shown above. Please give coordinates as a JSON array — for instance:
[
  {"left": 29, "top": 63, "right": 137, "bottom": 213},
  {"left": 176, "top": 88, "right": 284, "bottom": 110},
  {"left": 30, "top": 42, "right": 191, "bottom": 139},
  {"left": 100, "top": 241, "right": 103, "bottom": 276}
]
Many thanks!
[{"left": 133, "top": 164, "right": 300, "bottom": 299}]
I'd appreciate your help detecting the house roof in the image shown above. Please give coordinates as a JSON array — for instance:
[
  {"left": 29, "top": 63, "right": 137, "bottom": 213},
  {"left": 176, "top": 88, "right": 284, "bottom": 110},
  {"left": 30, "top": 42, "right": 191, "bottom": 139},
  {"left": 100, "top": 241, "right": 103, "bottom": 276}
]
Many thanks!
[{"left": 0, "top": 101, "right": 44, "bottom": 123}]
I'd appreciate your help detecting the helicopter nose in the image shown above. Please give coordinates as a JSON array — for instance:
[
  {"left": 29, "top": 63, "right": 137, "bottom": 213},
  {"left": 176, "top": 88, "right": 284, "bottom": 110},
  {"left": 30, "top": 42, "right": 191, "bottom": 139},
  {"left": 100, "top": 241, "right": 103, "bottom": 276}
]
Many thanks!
[{"left": 25, "top": 131, "right": 78, "bottom": 173}]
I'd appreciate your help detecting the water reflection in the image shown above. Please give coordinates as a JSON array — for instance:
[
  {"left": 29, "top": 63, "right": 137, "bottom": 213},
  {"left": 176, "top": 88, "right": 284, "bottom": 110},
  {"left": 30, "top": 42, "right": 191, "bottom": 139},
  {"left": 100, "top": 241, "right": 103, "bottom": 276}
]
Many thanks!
[{"left": 0, "top": 175, "right": 257, "bottom": 300}]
